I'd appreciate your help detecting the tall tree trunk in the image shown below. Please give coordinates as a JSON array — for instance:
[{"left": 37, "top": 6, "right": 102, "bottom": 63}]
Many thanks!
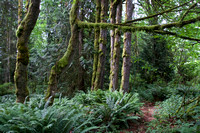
[
  {"left": 5, "top": 17, "right": 9, "bottom": 83},
  {"left": 109, "top": 0, "right": 117, "bottom": 72},
  {"left": 45, "top": 0, "right": 79, "bottom": 105},
  {"left": 15, "top": 0, "right": 40, "bottom": 103},
  {"left": 91, "top": 0, "right": 101, "bottom": 90},
  {"left": 7, "top": 25, "right": 11, "bottom": 83},
  {"left": 120, "top": 0, "right": 133, "bottom": 93},
  {"left": 109, "top": 0, "right": 122, "bottom": 91},
  {"left": 78, "top": 2, "right": 85, "bottom": 91},
  {"left": 94, "top": 0, "right": 108, "bottom": 90}
]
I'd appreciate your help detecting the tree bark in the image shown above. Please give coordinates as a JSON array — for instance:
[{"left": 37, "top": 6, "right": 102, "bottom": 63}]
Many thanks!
[
  {"left": 18, "top": 0, "right": 23, "bottom": 25},
  {"left": 109, "top": 0, "right": 122, "bottom": 91},
  {"left": 45, "top": 0, "right": 79, "bottom": 105},
  {"left": 15, "top": 0, "right": 40, "bottom": 103},
  {"left": 120, "top": 0, "right": 133, "bottom": 93},
  {"left": 91, "top": 0, "right": 101, "bottom": 90},
  {"left": 78, "top": 2, "right": 85, "bottom": 91},
  {"left": 109, "top": 0, "right": 117, "bottom": 72},
  {"left": 93, "top": 0, "right": 108, "bottom": 90}
]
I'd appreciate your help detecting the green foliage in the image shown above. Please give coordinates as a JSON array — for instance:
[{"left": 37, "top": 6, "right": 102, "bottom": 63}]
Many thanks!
[
  {"left": 73, "top": 90, "right": 143, "bottom": 131},
  {"left": 134, "top": 83, "right": 200, "bottom": 102},
  {"left": 0, "top": 90, "right": 143, "bottom": 132},
  {"left": 0, "top": 0, "right": 17, "bottom": 84},
  {"left": 154, "top": 95, "right": 182, "bottom": 118},
  {"left": 147, "top": 85, "right": 200, "bottom": 133},
  {"left": 0, "top": 83, "right": 15, "bottom": 96},
  {"left": 147, "top": 120, "right": 200, "bottom": 133},
  {"left": 135, "top": 84, "right": 172, "bottom": 102},
  {"left": 139, "top": 33, "right": 174, "bottom": 83},
  {"left": 0, "top": 95, "right": 98, "bottom": 133},
  {"left": 177, "top": 62, "right": 200, "bottom": 84}
]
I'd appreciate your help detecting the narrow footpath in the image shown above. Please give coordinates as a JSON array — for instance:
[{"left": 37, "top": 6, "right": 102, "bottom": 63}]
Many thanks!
[{"left": 121, "top": 102, "right": 156, "bottom": 133}]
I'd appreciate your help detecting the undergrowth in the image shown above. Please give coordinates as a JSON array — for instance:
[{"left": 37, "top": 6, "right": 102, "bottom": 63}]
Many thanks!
[
  {"left": 146, "top": 85, "right": 200, "bottom": 133},
  {"left": 0, "top": 82, "right": 14, "bottom": 96},
  {"left": 0, "top": 90, "right": 143, "bottom": 132}
]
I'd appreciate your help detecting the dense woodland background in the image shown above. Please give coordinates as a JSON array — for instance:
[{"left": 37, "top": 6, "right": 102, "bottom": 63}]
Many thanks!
[{"left": 0, "top": 0, "right": 200, "bottom": 132}]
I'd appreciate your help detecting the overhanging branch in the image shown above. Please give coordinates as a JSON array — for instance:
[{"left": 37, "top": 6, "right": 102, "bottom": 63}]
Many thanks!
[
  {"left": 118, "top": 0, "right": 193, "bottom": 25},
  {"left": 78, "top": 15, "right": 200, "bottom": 32},
  {"left": 154, "top": 30, "right": 200, "bottom": 42},
  {"left": 179, "top": 2, "right": 198, "bottom": 22}
]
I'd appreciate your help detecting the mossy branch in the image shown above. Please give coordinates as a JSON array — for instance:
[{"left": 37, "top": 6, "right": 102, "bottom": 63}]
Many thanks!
[{"left": 78, "top": 15, "right": 200, "bottom": 32}]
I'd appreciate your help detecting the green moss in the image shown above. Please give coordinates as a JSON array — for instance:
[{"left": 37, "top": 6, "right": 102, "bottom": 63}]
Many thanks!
[
  {"left": 70, "top": 0, "right": 79, "bottom": 25},
  {"left": 16, "top": 25, "right": 24, "bottom": 37},
  {"left": 46, "top": 0, "right": 79, "bottom": 101},
  {"left": 17, "top": 46, "right": 29, "bottom": 65}
]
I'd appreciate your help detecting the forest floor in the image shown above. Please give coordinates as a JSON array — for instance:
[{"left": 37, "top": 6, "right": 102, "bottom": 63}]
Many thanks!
[{"left": 121, "top": 102, "right": 156, "bottom": 133}]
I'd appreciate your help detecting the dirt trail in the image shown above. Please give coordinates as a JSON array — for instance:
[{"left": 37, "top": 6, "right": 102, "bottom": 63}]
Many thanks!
[{"left": 121, "top": 102, "right": 156, "bottom": 133}]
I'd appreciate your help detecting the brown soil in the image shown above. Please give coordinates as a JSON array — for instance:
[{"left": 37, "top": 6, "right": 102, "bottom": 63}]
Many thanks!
[{"left": 120, "top": 102, "right": 156, "bottom": 133}]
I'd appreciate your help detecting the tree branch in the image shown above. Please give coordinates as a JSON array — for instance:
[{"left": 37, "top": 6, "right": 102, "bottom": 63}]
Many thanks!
[
  {"left": 118, "top": 0, "right": 193, "bottom": 25},
  {"left": 154, "top": 30, "right": 200, "bottom": 42},
  {"left": 179, "top": 2, "right": 198, "bottom": 22},
  {"left": 78, "top": 15, "right": 200, "bottom": 32}
]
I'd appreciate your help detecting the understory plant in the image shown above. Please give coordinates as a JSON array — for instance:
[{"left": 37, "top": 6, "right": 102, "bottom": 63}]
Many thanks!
[
  {"left": 0, "top": 95, "right": 97, "bottom": 133},
  {"left": 72, "top": 90, "right": 143, "bottom": 131},
  {"left": 0, "top": 90, "right": 143, "bottom": 132},
  {"left": 147, "top": 87, "right": 200, "bottom": 133},
  {"left": 0, "top": 82, "right": 14, "bottom": 96}
]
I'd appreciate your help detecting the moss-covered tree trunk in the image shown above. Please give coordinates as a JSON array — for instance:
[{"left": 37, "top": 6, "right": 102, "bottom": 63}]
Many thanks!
[
  {"left": 91, "top": 0, "right": 101, "bottom": 90},
  {"left": 109, "top": 0, "right": 122, "bottom": 91},
  {"left": 93, "top": 0, "right": 108, "bottom": 90},
  {"left": 15, "top": 0, "right": 40, "bottom": 103},
  {"left": 120, "top": 0, "right": 133, "bottom": 93},
  {"left": 45, "top": 0, "right": 79, "bottom": 105},
  {"left": 109, "top": 0, "right": 117, "bottom": 72}
]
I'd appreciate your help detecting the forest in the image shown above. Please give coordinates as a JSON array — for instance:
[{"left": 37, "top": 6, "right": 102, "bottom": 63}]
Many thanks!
[{"left": 0, "top": 0, "right": 200, "bottom": 132}]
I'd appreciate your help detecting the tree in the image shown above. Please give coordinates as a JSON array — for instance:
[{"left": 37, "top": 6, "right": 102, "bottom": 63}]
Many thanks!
[
  {"left": 15, "top": 0, "right": 40, "bottom": 103},
  {"left": 120, "top": 0, "right": 134, "bottom": 92},
  {"left": 91, "top": 0, "right": 101, "bottom": 90},
  {"left": 109, "top": 0, "right": 122, "bottom": 91},
  {"left": 0, "top": 0, "right": 17, "bottom": 84},
  {"left": 94, "top": 0, "right": 109, "bottom": 90},
  {"left": 45, "top": 0, "right": 79, "bottom": 105},
  {"left": 44, "top": 0, "right": 200, "bottom": 105},
  {"left": 137, "top": 0, "right": 174, "bottom": 83},
  {"left": 78, "top": 0, "right": 200, "bottom": 92}
]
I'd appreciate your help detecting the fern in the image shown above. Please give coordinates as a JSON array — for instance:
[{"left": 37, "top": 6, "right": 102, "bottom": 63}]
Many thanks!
[{"left": 0, "top": 90, "right": 143, "bottom": 132}]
